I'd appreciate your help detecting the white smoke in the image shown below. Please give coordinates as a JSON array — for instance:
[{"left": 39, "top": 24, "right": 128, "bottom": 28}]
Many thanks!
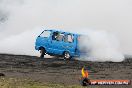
[
  {"left": 77, "top": 30, "right": 124, "bottom": 62},
  {"left": 0, "top": 28, "right": 42, "bottom": 56},
  {"left": 0, "top": 0, "right": 126, "bottom": 62}
]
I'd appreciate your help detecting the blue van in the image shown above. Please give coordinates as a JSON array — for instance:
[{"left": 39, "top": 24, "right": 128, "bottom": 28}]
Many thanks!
[{"left": 35, "top": 29, "right": 81, "bottom": 60}]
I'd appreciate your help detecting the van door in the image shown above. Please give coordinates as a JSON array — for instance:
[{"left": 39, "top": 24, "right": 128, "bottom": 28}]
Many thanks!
[
  {"left": 51, "top": 31, "right": 65, "bottom": 55},
  {"left": 63, "top": 34, "right": 76, "bottom": 56},
  {"left": 37, "top": 30, "right": 51, "bottom": 50}
]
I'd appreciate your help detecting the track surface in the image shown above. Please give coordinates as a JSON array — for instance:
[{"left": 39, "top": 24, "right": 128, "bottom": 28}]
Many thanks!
[{"left": 0, "top": 54, "right": 131, "bottom": 87}]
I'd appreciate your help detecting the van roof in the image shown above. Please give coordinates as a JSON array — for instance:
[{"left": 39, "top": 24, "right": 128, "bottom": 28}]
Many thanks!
[{"left": 45, "top": 29, "right": 80, "bottom": 35}]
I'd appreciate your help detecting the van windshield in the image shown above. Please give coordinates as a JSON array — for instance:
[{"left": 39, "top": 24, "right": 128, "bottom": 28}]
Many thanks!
[{"left": 40, "top": 31, "right": 51, "bottom": 38}]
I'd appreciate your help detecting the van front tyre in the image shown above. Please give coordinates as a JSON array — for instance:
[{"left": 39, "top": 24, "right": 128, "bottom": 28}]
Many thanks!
[
  {"left": 64, "top": 52, "right": 71, "bottom": 60},
  {"left": 40, "top": 48, "right": 45, "bottom": 58}
]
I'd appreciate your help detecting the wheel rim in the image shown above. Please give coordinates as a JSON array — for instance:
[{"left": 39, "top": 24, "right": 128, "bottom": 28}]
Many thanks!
[
  {"left": 64, "top": 52, "right": 70, "bottom": 59},
  {"left": 40, "top": 50, "right": 44, "bottom": 54}
]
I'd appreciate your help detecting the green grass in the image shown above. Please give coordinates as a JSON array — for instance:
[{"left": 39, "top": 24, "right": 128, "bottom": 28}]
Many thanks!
[
  {"left": 0, "top": 77, "right": 84, "bottom": 88},
  {"left": 0, "top": 77, "right": 130, "bottom": 88}
]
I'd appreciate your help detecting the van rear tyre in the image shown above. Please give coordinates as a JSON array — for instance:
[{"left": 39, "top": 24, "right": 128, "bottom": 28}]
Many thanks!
[{"left": 64, "top": 52, "right": 71, "bottom": 60}]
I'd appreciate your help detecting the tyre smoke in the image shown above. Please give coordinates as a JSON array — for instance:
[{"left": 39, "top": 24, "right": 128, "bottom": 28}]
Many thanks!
[{"left": 77, "top": 30, "right": 124, "bottom": 62}]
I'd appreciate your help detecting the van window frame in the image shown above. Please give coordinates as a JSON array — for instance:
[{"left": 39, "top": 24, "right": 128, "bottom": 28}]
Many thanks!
[
  {"left": 64, "top": 34, "right": 74, "bottom": 43},
  {"left": 52, "top": 31, "right": 64, "bottom": 42}
]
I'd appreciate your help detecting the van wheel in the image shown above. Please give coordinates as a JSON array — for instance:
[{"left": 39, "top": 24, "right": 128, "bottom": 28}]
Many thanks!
[
  {"left": 40, "top": 48, "right": 46, "bottom": 58},
  {"left": 64, "top": 52, "right": 71, "bottom": 60}
]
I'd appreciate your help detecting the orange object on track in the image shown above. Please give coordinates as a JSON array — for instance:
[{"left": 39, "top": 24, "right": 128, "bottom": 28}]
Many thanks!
[{"left": 81, "top": 67, "right": 89, "bottom": 78}]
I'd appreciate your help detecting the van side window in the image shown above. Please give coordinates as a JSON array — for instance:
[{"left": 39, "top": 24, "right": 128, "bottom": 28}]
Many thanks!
[
  {"left": 52, "top": 32, "right": 59, "bottom": 40},
  {"left": 64, "top": 34, "right": 73, "bottom": 43},
  {"left": 40, "top": 31, "right": 51, "bottom": 38},
  {"left": 52, "top": 32, "right": 64, "bottom": 41},
  {"left": 56, "top": 34, "right": 64, "bottom": 41}
]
